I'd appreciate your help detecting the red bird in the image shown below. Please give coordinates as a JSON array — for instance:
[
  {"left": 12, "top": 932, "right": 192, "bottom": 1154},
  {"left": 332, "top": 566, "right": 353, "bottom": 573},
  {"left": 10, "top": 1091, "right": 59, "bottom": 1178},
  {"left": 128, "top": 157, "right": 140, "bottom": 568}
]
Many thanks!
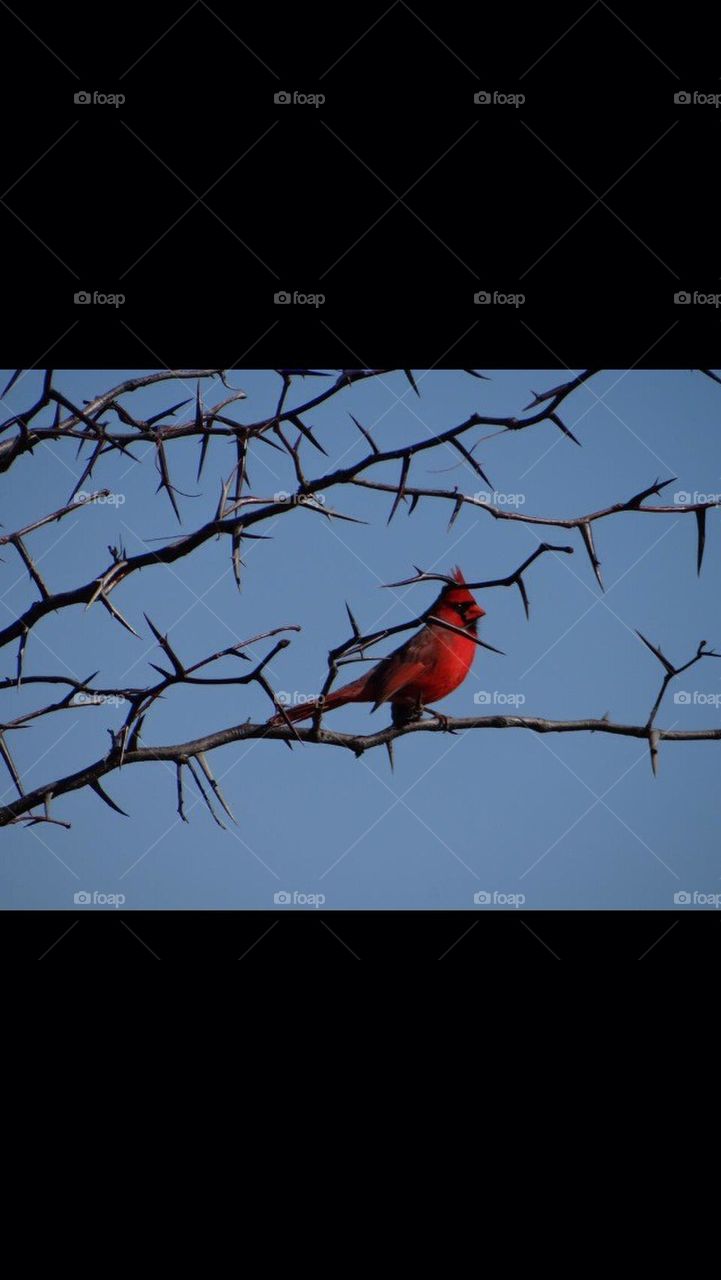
[{"left": 269, "top": 567, "right": 485, "bottom": 728}]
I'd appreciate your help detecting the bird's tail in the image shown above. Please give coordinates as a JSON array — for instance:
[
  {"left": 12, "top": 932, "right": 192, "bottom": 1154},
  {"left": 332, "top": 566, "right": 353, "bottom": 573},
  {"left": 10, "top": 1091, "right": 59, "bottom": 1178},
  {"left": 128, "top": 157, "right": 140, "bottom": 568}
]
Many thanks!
[{"left": 268, "top": 675, "right": 370, "bottom": 726}]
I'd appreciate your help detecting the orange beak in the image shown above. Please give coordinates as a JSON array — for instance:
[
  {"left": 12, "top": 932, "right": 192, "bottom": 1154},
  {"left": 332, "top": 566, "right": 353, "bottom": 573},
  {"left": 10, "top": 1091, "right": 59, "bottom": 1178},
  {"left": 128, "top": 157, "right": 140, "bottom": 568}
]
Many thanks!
[{"left": 467, "top": 602, "right": 485, "bottom": 620}]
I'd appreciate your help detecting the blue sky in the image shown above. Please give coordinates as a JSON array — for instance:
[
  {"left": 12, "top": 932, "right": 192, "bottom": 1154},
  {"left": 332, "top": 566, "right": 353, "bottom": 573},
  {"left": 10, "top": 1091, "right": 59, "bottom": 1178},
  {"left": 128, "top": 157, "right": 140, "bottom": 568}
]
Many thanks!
[{"left": 1, "top": 367, "right": 720, "bottom": 910}]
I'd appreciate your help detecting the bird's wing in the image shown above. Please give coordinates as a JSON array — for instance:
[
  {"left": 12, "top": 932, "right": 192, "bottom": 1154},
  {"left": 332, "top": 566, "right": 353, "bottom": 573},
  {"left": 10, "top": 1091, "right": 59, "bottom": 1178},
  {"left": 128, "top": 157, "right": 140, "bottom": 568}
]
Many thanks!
[{"left": 370, "top": 660, "right": 427, "bottom": 711}]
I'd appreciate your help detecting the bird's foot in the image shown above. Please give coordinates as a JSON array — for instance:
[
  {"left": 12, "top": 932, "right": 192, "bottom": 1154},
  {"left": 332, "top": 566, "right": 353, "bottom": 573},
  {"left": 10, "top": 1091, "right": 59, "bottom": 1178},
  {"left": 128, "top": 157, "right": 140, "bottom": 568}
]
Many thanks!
[{"left": 425, "top": 706, "right": 457, "bottom": 733}]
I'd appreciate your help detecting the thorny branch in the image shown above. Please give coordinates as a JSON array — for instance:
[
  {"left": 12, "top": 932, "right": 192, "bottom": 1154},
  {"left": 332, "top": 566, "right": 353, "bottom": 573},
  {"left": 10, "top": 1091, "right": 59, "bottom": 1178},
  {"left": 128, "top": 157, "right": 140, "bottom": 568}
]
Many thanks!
[
  {"left": 1, "top": 367, "right": 720, "bottom": 828},
  {"left": 2, "top": 704, "right": 720, "bottom": 829},
  {"left": 0, "top": 370, "right": 715, "bottom": 665}
]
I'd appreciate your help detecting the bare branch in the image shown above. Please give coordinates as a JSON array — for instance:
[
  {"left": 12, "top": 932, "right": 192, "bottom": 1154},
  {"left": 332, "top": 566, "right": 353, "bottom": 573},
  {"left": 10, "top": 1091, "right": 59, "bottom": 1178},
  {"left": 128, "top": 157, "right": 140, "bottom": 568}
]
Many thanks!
[
  {"left": 383, "top": 544, "right": 575, "bottom": 618},
  {"left": 3, "top": 710, "right": 720, "bottom": 829},
  {"left": 635, "top": 634, "right": 721, "bottom": 774}
]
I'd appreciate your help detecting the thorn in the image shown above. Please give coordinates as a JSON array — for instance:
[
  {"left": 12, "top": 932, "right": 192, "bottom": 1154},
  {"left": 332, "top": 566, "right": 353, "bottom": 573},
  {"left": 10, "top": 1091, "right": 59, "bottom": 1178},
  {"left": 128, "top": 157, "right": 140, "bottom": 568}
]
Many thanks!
[
  {"left": 447, "top": 495, "right": 464, "bottom": 531},
  {"left": 548, "top": 411, "right": 582, "bottom": 446},
  {"left": 635, "top": 631, "right": 675, "bottom": 676},
  {"left": 101, "top": 595, "right": 141, "bottom": 638},
  {"left": 516, "top": 576, "right": 530, "bottom": 619},
  {"left": 345, "top": 601, "right": 361, "bottom": 637},
  {"left": 146, "top": 397, "right": 192, "bottom": 428},
  {"left": 195, "top": 750, "right": 238, "bottom": 824},
  {"left": 89, "top": 778, "right": 129, "bottom": 816},
  {"left": 348, "top": 412, "right": 379, "bottom": 454},
  {"left": 695, "top": 507, "right": 706, "bottom": 575},
  {"left": 176, "top": 762, "right": 189, "bottom": 822},
  {"left": 450, "top": 437, "right": 492, "bottom": 487},
  {"left": 155, "top": 438, "right": 182, "bottom": 523},
  {"left": 215, "top": 472, "right": 232, "bottom": 521},
  {"left": 579, "top": 521, "right": 604, "bottom": 590},
  {"left": 649, "top": 729, "right": 660, "bottom": 777},
  {"left": 627, "top": 476, "right": 677, "bottom": 508},
  {"left": 196, "top": 426, "right": 211, "bottom": 481},
  {"left": 288, "top": 413, "right": 328, "bottom": 455},
  {"left": 387, "top": 455, "right": 411, "bottom": 524},
  {"left": 231, "top": 532, "right": 243, "bottom": 589}
]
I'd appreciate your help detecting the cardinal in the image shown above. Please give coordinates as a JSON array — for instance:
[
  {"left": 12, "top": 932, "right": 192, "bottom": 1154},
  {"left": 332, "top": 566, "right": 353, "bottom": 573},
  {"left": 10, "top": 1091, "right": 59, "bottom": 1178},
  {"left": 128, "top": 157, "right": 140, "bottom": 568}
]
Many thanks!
[{"left": 269, "top": 567, "right": 485, "bottom": 728}]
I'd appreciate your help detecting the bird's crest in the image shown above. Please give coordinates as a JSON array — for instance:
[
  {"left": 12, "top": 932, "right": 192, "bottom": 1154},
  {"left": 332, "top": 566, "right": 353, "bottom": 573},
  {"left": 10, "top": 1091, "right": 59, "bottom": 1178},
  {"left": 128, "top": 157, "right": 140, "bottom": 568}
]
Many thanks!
[{"left": 440, "top": 566, "right": 485, "bottom": 619}]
